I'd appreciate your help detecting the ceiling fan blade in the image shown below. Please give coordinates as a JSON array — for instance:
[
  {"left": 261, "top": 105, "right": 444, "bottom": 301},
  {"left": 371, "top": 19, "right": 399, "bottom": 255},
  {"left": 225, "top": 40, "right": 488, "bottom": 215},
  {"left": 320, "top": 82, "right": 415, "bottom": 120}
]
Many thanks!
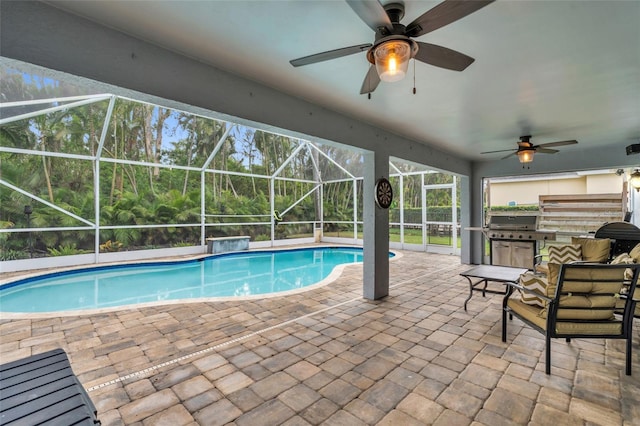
[
  {"left": 346, "top": 0, "right": 393, "bottom": 33},
  {"left": 536, "top": 148, "right": 559, "bottom": 154},
  {"left": 406, "top": 0, "right": 495, "bottom": 38},
  {"left": 480, "top": 148, "right": 517, "bottom": 154},
  {"left": 360, "top": 65, "right": 381, "bottom": 95},
  {"left": 290, "top": 44, "right": 371, "bottom": 67},
  {"left": 414, "top": 42, "right": 474, "bottom": 71},
  {"left": 501, "top": 152, "right": 517, "bottom": 160},
  {"left": 536, "top": 139, "right": 579, "bottom": 148}
]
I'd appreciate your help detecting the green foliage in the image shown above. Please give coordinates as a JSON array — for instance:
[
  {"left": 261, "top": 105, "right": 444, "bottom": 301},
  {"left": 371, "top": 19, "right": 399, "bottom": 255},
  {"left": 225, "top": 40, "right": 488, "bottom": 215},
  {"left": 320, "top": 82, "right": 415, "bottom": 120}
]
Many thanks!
[
  {"left": 100, "top": 240, "right": 123, "bottom": 252},
  {"left": 173, "top": 241, "right": 194, "bottom": 247},
  {"left": 390, "top": 207, "right": 461, "bottom": 223},
  {"left": 0, "top": 249, "right": 24, "bottom": 261},
  {"left": 490, "top": 205, "right": 538, "bottom": 212},
  {"left": 47, "top": 244, "right": 88, "bottom": 256}
]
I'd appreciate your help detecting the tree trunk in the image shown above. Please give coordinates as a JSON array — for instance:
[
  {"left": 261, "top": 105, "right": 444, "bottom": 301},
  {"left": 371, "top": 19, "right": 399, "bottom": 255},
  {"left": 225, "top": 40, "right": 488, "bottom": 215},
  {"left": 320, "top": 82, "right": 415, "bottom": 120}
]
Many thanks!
[
  {"left": 41, "top": 137, "right": 54, "bottom": 203},
  {"left": 312, "top": 148, "right": 321, "bottom": 221}
]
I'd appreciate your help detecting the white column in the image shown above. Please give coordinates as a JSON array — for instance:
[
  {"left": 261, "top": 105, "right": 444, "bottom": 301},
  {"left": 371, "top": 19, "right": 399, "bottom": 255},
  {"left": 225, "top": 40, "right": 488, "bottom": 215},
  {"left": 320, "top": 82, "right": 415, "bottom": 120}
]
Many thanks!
[
  {"left": 270, "top": 178, "right": 275, "bottom": 246},
  {"left": 363, "top": 151, "right": 389, "bottom": 300}
]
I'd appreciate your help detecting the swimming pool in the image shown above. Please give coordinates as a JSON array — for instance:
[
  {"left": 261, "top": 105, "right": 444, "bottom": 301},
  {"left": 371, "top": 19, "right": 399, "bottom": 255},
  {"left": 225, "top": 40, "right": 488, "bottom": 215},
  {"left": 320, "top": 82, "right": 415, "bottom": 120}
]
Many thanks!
[{"left": 0, "top": 247, "right": 388, "bottom": 313}]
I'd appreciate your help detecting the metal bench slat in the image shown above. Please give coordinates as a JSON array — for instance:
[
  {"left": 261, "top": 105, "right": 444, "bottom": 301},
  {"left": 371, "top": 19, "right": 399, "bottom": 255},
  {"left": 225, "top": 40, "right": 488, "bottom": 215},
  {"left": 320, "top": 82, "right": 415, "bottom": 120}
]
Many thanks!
[
  {"left": 2, "top": 393, "right": 94, "bottom": 426},
  {"left": 0, "top": 362, "right": 72, "bottom": 391},
  {"left": 0, "top": 349, "right": 99, "bottom": 425},
  {"left": 1, "top": 366, "right": 75, "bottom": 394},
  {"left": 39, "top": 406, "right": 97, "bottom": 426},
  {"left": 1, "top": 376, "right": 78, "bottom": 411},
  {"left": 0, "top": 352, "right": 69, "bottom": 381}
]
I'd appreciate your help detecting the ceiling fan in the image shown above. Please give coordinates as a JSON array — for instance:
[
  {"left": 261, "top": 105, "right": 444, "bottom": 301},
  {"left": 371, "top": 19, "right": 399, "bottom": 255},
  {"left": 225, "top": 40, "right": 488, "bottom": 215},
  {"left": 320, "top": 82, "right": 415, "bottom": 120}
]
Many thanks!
[
  {"left": 289, "top": 0, "right": 494, "bottom": 96},
  {"left": 481, "top": 136, "right": 579, "bottom": 164}
]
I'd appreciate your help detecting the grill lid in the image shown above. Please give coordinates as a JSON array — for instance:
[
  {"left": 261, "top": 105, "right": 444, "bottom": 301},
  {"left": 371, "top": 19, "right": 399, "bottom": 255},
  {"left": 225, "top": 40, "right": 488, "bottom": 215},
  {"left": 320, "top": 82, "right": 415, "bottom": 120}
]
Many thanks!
[{"left": 488, "top": 215, "right": 537, "bottom": 230}]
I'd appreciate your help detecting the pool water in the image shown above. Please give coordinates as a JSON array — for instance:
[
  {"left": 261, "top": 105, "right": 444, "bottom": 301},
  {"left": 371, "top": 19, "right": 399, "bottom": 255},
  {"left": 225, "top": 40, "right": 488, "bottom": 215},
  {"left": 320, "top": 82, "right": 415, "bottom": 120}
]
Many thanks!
[{"left": 0, "top": 247, "right": 381, "bottom": 313}]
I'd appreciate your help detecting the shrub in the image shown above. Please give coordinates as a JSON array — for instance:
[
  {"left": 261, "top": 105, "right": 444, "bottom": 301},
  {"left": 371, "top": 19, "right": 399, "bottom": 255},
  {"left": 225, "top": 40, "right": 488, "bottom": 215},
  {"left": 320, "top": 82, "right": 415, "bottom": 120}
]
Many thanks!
[
  {"left": 47, "top": 244, "right": 88, "bottom": 256},
  {"left": 0, "top": 249, "right": 24, "bottom": 261},
  {"left": 100, "top": 240, "right": 123, "bottom": 252}
]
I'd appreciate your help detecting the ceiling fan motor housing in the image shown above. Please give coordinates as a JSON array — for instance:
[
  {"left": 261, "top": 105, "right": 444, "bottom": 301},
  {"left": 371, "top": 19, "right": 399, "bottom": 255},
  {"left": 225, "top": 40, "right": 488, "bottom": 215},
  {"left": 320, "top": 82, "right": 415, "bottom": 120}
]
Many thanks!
[
  {"left": 384, "top": 3, "right": 405, "bottom": 22},
  {"left": 366, "top": 2, "right": 417, "bottom": 65}
]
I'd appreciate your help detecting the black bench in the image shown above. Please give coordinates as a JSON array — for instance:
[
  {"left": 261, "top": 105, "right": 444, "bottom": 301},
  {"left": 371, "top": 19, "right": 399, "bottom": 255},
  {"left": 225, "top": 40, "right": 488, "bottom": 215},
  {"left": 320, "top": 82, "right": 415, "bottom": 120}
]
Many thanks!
[{"left": 0, "top": 348, "right": 99, "bottom": 425}]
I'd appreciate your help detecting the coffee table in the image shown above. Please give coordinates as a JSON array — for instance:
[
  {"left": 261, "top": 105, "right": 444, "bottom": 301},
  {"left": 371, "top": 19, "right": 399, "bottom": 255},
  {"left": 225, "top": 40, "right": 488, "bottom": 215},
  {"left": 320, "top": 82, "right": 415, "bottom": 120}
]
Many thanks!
[{"left": 460, "top": 265, "right": 528, "bottom": 311}]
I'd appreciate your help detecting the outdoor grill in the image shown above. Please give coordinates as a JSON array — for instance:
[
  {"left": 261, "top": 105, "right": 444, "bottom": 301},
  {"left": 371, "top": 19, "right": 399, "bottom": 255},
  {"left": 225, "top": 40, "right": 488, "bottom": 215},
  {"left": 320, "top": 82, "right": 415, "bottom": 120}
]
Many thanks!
[
  {"left": 484, "top": 215, "right": 556, "bottom": 269},
  {"left": 485, "top": 215, "right": 556, "bottom": 242}
]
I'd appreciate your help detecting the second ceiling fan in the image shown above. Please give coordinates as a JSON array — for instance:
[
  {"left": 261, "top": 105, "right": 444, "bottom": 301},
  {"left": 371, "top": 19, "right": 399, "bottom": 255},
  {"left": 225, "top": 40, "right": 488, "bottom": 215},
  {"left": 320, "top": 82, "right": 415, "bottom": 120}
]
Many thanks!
[
  {"left": 481, "top": 136, "right": 579, "bottom": 165},
  {"left": 290, "top": 0, "right": 494, "bottom": 95}
]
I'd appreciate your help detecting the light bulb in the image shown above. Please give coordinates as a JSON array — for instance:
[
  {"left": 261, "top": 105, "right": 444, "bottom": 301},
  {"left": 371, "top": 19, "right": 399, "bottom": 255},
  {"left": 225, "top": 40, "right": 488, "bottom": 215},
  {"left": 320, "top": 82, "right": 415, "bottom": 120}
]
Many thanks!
[
  {"left": 388, "top": 56, "right": 397, "bottom": 73},
  {"left": 375, "top": 40, "right": 411, "bottom": 83},
  {"left": 517, "top": 149, "right": 535, "bottom": 163}
]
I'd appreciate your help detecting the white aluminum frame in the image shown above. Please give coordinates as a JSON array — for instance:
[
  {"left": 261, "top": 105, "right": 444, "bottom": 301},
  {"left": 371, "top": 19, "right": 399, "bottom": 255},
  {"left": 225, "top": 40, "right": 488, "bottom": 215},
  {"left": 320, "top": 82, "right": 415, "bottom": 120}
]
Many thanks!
[{"left": 1, "top": 92, "right": 456, "bottom": 271}]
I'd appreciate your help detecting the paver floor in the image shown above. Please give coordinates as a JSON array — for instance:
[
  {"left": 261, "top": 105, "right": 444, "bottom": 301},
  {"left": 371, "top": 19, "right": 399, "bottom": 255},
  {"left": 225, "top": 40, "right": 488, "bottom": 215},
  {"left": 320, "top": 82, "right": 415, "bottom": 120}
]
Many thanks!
[{"left": 1, "top": 250, "right": 639, "bottom": 425}]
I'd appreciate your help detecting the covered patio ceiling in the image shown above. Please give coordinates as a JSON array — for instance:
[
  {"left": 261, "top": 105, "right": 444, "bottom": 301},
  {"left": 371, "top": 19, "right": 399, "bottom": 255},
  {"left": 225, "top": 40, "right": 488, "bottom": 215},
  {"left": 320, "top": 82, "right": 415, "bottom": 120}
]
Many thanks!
[{"left": 43, "top": 0, "right": 640, "bottom": 164}]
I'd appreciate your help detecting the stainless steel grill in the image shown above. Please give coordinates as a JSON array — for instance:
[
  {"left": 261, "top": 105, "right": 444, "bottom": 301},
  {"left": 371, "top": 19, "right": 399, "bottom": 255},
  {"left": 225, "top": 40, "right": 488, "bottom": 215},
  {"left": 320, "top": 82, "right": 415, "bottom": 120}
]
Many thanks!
[
  {"left": 486, "top": 215, "right": 556, "bottom": 242},
  {"left": 484, "top": 215, "right": 556, "bottom": 269}
]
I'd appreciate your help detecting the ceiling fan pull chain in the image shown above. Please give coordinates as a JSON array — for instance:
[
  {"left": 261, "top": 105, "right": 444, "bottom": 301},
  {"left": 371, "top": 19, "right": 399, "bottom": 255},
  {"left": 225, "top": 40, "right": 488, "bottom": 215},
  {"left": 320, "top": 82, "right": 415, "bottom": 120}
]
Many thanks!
[
  {"left": 367, "top": 64, "right": 373, "bottom": 99},
  {"left": 413, "top": 60, "right": 417, "bottom": 95}
]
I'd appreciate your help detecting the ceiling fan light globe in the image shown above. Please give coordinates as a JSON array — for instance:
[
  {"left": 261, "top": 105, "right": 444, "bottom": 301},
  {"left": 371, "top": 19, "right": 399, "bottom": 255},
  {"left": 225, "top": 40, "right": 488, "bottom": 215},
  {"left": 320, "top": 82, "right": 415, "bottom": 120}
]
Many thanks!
[
  {"left": 517, "top": 149, "right": 535, "bottom": 163},
  {"left": 629, "top": 170, "right": 640, "bottom": 192},
  {"left": 375, "top": 40, "right": 411, "bottom": 83}
]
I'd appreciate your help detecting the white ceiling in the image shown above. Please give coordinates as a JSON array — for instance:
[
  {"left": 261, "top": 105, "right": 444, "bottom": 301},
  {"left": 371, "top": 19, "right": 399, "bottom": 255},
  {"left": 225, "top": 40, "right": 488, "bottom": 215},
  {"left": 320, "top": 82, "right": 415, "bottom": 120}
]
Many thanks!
[{"left": 48, "top": 0, "right": 640, "bottom": 162}]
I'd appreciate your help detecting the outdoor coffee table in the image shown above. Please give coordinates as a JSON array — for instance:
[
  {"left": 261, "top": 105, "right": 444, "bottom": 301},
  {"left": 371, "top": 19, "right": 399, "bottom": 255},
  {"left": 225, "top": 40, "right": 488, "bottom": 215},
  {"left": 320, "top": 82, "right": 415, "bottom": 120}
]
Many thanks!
[{"left": 460, "top": 265, "right": 528, "bottom": 311}]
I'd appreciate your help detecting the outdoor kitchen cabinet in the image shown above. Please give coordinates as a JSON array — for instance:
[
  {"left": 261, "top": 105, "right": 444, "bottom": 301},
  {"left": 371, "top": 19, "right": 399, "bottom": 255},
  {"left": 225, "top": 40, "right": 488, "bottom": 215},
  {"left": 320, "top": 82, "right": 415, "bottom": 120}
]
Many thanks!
[{"left": 490, "top": 240, "right": 535, "bottom": 269}]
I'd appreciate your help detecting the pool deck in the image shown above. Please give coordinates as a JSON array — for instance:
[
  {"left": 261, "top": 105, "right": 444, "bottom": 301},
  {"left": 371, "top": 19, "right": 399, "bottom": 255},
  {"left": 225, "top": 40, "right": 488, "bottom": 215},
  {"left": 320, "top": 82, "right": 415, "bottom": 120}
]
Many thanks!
[{"left": 1, "top": 250, "right": 639, "bottom": 425}]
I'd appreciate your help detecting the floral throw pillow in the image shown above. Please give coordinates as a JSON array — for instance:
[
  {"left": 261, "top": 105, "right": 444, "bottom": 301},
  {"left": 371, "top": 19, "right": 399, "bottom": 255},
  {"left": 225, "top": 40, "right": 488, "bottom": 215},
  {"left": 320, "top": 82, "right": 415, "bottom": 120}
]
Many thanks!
[{"left": 610, "top": 252, "right": 635, "bottom": 280}]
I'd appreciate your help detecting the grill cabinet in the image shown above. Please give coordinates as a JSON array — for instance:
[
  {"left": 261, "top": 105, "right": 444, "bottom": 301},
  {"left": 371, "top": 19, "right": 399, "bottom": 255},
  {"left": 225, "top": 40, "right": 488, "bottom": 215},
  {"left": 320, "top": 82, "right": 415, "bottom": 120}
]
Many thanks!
[{"left": 486, "top": 215, "right": 556, "bottom": 269}]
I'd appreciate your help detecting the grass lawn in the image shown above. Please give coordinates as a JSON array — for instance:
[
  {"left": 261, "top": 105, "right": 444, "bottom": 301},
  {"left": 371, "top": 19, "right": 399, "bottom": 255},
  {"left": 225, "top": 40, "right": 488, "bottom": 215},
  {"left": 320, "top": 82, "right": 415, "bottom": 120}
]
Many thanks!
[{"left": 323, "top": 228, "right": 461, "bottom": 248}]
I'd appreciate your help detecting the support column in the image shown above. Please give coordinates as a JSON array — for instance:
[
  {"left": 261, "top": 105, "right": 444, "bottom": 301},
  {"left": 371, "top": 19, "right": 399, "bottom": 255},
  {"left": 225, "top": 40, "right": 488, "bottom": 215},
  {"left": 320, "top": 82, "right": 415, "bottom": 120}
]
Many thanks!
[
  {"left": 363, "top": 151, "right": 390, "bottom": 300},
  {"left": 460, "top": 173, "right": 479, "bottom": 265}
]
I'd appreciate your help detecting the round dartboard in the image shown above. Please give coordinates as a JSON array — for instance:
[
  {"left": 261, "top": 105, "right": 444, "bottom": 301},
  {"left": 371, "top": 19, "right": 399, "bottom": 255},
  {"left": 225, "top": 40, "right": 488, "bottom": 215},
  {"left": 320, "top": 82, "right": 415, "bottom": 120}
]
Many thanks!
[{"left": 375, "top": 177, "right": 393, "bottom": 209}]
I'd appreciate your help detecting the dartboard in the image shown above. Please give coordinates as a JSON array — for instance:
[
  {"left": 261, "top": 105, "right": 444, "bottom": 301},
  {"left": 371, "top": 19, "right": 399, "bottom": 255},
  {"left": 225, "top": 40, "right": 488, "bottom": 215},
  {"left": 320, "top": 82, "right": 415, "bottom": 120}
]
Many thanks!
[{"left": 375, "top": 177, "right": 393, "bottom": 209}]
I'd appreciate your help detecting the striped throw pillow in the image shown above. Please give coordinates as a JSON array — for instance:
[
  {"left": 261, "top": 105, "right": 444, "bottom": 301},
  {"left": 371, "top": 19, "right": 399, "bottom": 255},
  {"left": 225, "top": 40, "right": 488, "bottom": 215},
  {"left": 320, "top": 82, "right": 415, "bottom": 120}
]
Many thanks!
[
  {"left": 548, "top": 244, "right": 582, "bottom": 264},
  {"left": 519, "top": 272, "right": 548, "bottom": 307}
]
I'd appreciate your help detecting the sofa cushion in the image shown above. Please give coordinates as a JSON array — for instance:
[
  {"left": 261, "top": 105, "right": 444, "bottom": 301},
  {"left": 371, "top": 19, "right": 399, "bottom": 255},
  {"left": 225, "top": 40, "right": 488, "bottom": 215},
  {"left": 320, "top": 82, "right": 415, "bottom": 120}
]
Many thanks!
[
  {"left": 547, "top": 263, "right": 560, "bottom": 296},
  {"left": 553, "top": 265, "right": 624, "bottom": 321},
  {"left": 535, "top": 263, "right": 549, "bottom": 276},
  {"left": 509, "top": 285, "right": 623, "bottom": 336},
  {"left": 548, "top": 244, "right": 582, "bottom": 264},
  {"left": 507, "top": 297, "right": 546, "bottom": 329},
  {"left": 571, "top": 237, "right": 611, "bottom": 262}
]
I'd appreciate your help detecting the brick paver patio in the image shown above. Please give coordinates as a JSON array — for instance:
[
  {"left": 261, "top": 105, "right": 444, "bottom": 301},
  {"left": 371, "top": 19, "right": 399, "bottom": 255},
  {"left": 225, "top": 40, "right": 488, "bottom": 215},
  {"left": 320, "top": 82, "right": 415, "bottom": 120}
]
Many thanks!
[{"left": 1, "top": 250, "right": 639, "bottom": 425}]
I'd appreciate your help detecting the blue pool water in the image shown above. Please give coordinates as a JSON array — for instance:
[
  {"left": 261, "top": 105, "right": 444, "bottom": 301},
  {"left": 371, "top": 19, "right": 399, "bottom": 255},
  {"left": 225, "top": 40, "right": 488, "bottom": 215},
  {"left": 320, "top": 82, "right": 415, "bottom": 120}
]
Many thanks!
[{"left": 0, "top": 247, "right": 386, "bottom": 313}]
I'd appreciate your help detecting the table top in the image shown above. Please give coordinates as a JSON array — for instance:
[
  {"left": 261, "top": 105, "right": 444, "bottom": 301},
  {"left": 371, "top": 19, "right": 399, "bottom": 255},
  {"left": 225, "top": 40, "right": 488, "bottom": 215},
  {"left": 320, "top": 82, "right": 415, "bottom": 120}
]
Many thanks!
[{"left": 460, "top": 265, "right": 529, "bottom": 282}]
